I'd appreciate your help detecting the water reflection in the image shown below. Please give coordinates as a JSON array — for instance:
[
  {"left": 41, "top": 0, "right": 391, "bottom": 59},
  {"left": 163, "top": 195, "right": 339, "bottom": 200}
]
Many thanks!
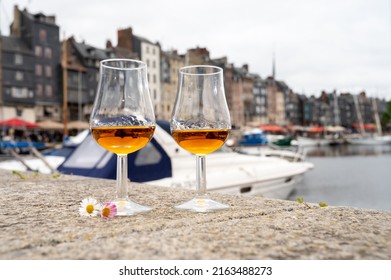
[
  {"left": 304, "top": 144, "right": 391, "bottom": 158},
  {"left": 289, "top": 144, "right": 391, "bottom": 212}
]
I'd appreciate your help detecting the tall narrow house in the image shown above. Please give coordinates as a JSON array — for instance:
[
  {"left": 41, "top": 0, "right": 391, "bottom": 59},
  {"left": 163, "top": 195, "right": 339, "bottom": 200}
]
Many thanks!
[{"left": 1, "top": 5, "right": 60, "bottom": 122}]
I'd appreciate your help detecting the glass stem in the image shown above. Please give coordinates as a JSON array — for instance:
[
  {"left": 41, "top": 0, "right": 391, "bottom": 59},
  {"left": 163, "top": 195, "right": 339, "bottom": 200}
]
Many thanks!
[
  {"left": 116, "top": 154, "right": 129, "bottom": 199},
  {"left": 196, "top": 155, "right": 207, "bottom": 198}
]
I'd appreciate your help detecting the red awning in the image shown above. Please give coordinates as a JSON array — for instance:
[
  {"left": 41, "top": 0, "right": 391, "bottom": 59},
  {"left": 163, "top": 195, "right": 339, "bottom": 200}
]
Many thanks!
[
  {"left": 0, "top": 117, "right": 39, "bottom": 128},
  {"left": 259, "top": 125, "right": 286, "bottom": 133},
  {"left": 364, "top": 124, "right": 376, "bottom": 130},
  {"left": 353, "top": 123, "right": 377, "bottom": 131},
  {"left": 308, "top": 126, "right": 325, "bottom": 133}
]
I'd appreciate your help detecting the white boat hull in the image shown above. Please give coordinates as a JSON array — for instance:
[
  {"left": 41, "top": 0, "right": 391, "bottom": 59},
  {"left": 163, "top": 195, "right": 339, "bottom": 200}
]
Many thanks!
[
  {"left": 348, "top": 135, "right": 391, "bottom": 145},
  {"left": 146, "top": 150, "right": 313, "bottom": 200}
]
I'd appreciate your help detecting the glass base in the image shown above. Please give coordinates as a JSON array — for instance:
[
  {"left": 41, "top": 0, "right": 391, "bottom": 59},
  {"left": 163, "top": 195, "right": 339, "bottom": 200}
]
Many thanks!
[
  {"left": 175, "top": 197, "right": 229, "bottom": 213},
  {"left": 112, "top": 198, "right": 152, "bottom": 216}
]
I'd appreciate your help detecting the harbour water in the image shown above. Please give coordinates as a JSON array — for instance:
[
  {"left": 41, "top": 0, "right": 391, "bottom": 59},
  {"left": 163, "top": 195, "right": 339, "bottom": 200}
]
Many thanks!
[{"left": 288, "top": 144, "right": 391, "bottom": 212}]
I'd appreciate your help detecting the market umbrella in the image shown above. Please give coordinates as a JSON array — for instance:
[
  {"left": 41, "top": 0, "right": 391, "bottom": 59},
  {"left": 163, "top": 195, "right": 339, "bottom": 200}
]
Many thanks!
[
  {"left": 67, "top": 120, "right": 90, "bottom": 130},
  {"left": 37, "top": 119, "right": 64, "bottom": 130},
  {"left": 0, "top": 117, "right": 39, "bottom": 128}
]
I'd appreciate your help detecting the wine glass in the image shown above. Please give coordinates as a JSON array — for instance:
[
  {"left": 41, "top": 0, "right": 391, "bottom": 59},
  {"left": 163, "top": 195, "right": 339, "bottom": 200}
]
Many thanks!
[
  {"left": 171, "top": 65, "right": 231, "bottom": 212},
  {"left": 90, "top": 59, "right": 156, "bottom": 216}
]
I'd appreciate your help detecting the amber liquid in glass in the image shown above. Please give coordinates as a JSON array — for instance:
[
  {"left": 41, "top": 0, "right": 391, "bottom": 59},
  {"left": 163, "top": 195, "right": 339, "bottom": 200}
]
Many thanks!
[
  {"left": 172, "top": 129, "right": 229, "bottom": 155},
  {"left": 91, "top": 126, "right": 155, "bottom": 155}
]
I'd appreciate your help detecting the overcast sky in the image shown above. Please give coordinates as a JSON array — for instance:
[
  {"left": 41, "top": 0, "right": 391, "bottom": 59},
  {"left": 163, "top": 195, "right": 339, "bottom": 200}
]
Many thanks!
[{"left": 1, "top": 0, "right": 391, "bottom": 99}]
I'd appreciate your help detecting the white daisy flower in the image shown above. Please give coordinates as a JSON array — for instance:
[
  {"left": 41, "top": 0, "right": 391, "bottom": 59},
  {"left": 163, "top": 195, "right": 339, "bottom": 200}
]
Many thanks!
[{"left": 79, "top": 197, "right": 101, "bottom": 217}]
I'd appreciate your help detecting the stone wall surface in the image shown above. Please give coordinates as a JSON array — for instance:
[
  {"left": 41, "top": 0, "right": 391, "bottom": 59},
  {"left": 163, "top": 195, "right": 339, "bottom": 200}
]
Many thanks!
[{"left": 0, "top": 170, "right": 390, "bottom": 260}]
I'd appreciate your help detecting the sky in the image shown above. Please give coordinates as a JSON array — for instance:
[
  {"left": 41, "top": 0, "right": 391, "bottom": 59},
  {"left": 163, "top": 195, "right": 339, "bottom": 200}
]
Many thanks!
[{"left": 1, "top": 0, "right": 391, "bottom": 99}]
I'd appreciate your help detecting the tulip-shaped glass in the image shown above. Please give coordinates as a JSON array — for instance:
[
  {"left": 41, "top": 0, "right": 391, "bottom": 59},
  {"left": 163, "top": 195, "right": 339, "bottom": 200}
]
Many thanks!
[
  {"left": 90, "top": 59, "right": 156, "bottom": 216},
  {"left": 171, "top": 65, "right": 231, "bottom": 212}
]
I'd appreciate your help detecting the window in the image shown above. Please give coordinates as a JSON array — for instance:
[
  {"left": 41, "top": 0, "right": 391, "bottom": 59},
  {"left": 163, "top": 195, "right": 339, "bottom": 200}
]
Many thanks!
[
  {"left": 14, "top": 54, "right": 23, "bottom": 65},
  {"left": 44, "top": 47, "right": 52, "bottom": 59},
  {"left": 45, "top": 85, "right": 53, "bottom": 97},
  {"left": 11, "top": 87, "right": 28, "bottom": 98},
  {"left": 45, "top": 66, "right": 52, "bottom": 77},
  {"left": 39, "top": 29, "right": 47, "bottom": 42},
  {"left": 152, "top": 60, "right": 156, "bottom": 68},
  {"left": 35, "top": 64, "right": 42, "bottom": 76},
  {"left": 36, "top": 84, "right": 43, "bottom": 97},
  {"left": 35, "top": 46, "right": 42, "bottom": 57},
  {"left": 153, "top": 74, "right": 156, "bottom": 83},
  {"left": 15, "top": 71, "right": 24, "bottom": 81}
]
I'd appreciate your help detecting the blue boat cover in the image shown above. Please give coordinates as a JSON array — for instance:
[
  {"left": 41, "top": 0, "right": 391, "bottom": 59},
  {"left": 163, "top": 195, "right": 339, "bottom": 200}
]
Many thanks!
[{"left": 57, "top": 124, "right": 172, "bottom": 182}]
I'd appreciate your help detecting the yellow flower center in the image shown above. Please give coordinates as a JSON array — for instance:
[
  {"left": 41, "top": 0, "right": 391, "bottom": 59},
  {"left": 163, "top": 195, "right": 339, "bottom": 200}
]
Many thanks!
[
  {"left": 86, "top": 204, "right": 94, "bottom": 214},
  {"left": 102, "top": 207, "right": 110, "bottom": 217}
]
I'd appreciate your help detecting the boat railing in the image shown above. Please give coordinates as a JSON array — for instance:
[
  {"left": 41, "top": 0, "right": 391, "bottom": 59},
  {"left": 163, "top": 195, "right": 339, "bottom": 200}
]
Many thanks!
[{"left": 3, "top": 145, "right": 57, "bottom": 174}]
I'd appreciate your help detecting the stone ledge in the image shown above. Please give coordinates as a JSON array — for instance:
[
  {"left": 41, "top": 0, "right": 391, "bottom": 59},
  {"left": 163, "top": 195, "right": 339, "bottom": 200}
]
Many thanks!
[{"left": 0, "top": 170, "right": 390, "bottom": 260}]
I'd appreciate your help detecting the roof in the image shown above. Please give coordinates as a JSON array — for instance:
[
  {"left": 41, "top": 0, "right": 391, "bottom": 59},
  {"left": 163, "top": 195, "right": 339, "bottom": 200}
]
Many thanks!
[
  {"left": 21, "top": 8, "right": 57, "bottom": 26},
  {"left": 73, "top": 41, "right": 110, "bottom": 60},
  {"left": 108, "top": 46, "right": 138, "bottom": 59},
  {"left": 133, "top": 34, "right": 156, "bottom": 45},
  {"left": 1, "top": 36, "right": 33, "bottom": 54}
]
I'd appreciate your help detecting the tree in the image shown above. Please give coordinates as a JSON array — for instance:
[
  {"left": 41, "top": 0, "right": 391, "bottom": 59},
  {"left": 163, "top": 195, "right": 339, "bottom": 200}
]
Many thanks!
[{"left": 381, "top": 101, "right": 391, "bottom": 132}]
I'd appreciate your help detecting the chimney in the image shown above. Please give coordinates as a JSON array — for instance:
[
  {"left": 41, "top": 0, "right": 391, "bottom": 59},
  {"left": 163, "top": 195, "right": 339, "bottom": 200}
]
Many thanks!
[
  {"left": 117, "top": 27, "right": 133, "bottom": 51},
  {"left": 106, "top": 40, "right": 113, "bottom": 49},
  {"left": 10, "top": 5, "right": 21, "bottom": 36},
  {"left": 242, "top": 64, "right": 249, "bottom": 72}
]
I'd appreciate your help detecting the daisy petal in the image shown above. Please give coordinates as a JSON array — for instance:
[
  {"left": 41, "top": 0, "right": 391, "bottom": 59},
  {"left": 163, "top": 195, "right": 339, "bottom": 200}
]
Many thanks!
[
  {"left": 79, "top": 197, "right": 101, "bottom": 217},
  {"left": 101, "top": 202, "right": 117, "bottom": 219}
]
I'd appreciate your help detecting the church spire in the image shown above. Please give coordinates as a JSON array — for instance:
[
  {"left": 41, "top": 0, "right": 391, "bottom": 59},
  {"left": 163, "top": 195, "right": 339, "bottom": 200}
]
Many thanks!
[{"left": 272, "top": 52, "right": 276, "bottom": 79}]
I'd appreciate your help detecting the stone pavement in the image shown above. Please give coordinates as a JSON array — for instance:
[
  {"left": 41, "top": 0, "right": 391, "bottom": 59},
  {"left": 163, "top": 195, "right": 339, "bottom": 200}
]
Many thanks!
[{"left": 0, "top": 170, "right": 390, "bottom": 260}]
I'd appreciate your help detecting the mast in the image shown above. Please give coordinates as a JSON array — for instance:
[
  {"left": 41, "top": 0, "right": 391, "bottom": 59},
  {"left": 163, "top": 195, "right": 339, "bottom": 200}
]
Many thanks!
[
  {"left": 353, "top": 94, "right": 365, "bottom": 135},
  {"left": 372, "top": 98, "right": 382, "bottom": 136}
]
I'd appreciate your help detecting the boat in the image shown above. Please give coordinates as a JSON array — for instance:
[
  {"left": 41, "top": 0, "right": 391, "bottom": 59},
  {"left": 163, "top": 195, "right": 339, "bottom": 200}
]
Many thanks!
[
  {"left": 236, "top": 144, "right": 307, "bottom": 163},
  {"left": 0, "top": 120, "right": 314, "bottom": 199},
  {"left": 348, "top": 95, "right": 391, "bottom": 145},
  {"left": 295, "top": 136, "right": 332, "bottom": 147},
  {"left": 238, "top": 128, "right": 268, "bottom": 146},
  {"left": 347, "top": 135, "right": 391, "bottom": 145},
  {"left": 270, "top": 135, "right": 293, "bottom": 147},
  {"left": 0, "top": 140, "right": 46, "bottom": 154}
]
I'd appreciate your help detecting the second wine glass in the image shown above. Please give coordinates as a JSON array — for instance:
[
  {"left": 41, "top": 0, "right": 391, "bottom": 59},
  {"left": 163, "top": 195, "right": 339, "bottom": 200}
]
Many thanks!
[
  {"left": 90, "top": 59, "right": 156, "bottom": 216},
  {"left": 171, "top": 65, "right": 231, "bottom": 212}
]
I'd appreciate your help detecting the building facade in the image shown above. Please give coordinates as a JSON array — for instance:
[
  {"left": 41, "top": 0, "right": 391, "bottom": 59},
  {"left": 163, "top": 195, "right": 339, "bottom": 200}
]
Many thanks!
[
  {"left": 132, "top": 34, "right": 161, "bottom": 118},
  {"left": 1, "top": 6, "right": 390, "bottom": 132},
  {"left": 1, "top": 6, "right": 60, "bottom": 122},
  {"left": 160, "top": 50, "right": 185, "bottom": 120}
]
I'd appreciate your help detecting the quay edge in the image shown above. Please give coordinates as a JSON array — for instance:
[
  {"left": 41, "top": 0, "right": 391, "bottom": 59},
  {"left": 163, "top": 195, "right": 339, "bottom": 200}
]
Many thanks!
[{"left": 0, "top": 170, "right": 390, "bottom": 260}]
